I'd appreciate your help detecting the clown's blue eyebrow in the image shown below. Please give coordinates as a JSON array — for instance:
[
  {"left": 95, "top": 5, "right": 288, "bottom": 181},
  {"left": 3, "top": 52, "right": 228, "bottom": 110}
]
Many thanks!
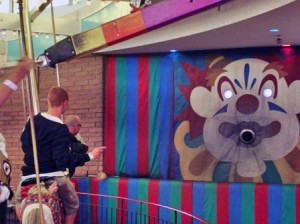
[
  {"left": 234, "top": 64, "right": 257, "bottom": 90},
  {"left": 250, "top": 78, "right": 256, "bottom": 90},
  {"left": 234, "top": 79, "right": 242, "bottom": 89},
  {"left": 244, "top": 63, "right": 250, "bottom": 89}
]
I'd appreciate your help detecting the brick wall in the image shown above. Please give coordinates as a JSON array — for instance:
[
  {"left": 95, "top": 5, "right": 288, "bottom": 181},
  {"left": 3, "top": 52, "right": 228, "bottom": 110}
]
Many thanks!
[{"left": 0, "top": 54, "right": 104, "bottom": 192}]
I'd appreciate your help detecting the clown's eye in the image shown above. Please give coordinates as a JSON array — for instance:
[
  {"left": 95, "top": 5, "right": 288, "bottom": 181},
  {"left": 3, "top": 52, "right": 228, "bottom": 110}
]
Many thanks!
[
  {"left": 3, "top": 161, "right": 11, "bottom": 177},
  {"left": 223, "top": 89, "right": 233, "bottom": 99},
  {"left": 258, "top": 74, "right": 277, "bottom": 98},
  {"left": 217, "top": 76, "right": 237, "bottom": 101},
  {"left": 263, "top": 88, "right": 273, "bottom": 98}
]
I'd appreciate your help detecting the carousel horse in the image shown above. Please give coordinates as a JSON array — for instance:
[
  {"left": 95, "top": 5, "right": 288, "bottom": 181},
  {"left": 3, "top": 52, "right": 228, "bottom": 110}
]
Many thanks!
[
  {"left": 0, "top": 151, "right": 11, "bottom": 188},
  {"left": 19, "top": 176, "right": 65, "bottom": 224},
  {"left": 0, "top": 132, "right": 14, "bottom": 223}
]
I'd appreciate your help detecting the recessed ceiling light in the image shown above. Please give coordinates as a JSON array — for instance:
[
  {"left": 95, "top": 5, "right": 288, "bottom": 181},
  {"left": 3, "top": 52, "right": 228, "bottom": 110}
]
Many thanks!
[
  {"left": 282, "top": 44, "right": 291, "bottom": 47},
  {"left": 269, "top": 28, "right": 279, "bottom": 32},
  {"left": 170, "top": 49, "right": 177, "bottom": 53}
]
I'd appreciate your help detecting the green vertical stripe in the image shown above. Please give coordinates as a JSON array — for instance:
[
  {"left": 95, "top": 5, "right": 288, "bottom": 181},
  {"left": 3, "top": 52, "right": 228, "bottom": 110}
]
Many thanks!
[
  {"left": 204, "top": 182, "right": 217, "bottom": 223},
  {"left": 149, "top": 56, "right": 161, "bottom": 177},
  {"left": 241, "top": 183, "right": 254, "bottom": 224},
  {"left": 282, "top": 184, "right": 296, "bottom": 224},
  {"left": 170, "top": 181, "right": 182, "bottom": 223},
  {"left": 138, "top": 179, "right": 149, "bottom": 224},
  {"left": 116, "top": 57, "right": 127, "bottom": 174},
  {"left": 108, "top": 178, "right": 119, "bottom": 223}
]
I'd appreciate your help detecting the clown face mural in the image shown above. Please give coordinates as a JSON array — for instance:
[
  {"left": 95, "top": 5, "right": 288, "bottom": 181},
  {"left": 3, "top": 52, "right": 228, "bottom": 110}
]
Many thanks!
[{"left": 175, "top": 58, "right": 300, "bottom": 183}]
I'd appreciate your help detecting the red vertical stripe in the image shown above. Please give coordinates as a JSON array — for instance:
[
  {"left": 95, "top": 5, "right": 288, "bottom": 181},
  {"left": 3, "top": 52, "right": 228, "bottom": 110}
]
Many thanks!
[
  {"left": 181, "top": 181, "right": 193, "bottom": 224},
  {"left": 117, "top": 178, "right": 128, "bottom": 224},
  {"left": 105, "top": 56, "right": 116, "bottom": 175},
  {"left": 296, "top": 185, "right": 300, "bottom": 223},
  {"left": 217, "top": 182, "right": 229, "bottom": 224},
  {"left": 255, "top": 183, "right": 268, "bottom": 224},
  {"left": 70, "top": 178, "right": 79, "bottom": 192},
  {"left": 138, "top": 56, "right": 149, "bottom": 176},
  {"left": 91, "top": 177, "right": 99, "bottom": 224},
  {"left": 148, "top": 179, "right": 159, "bottom": 224}
]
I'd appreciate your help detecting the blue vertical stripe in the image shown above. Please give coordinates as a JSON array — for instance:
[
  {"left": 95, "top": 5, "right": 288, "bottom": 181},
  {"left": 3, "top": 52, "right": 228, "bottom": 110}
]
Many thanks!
[
  {"left": 159, "top": 180, "right": 170, "bottom": 223},
  {"left": 193, "top": 182, "right": 205, "bottom": 224},
  {"left": 128, "top": 179, "right": 139, "bottom": 223},
  {"left": 268, "top": 184, "right": 282, "bottom": 224},
  {"left": 126, "top": 56, "right": 138, "bottom": 176},
  {"left": 98, "top": 179, "right": 109, "bottom": 223},
  {"left": 78, "top": 178, "right": 91, "bottom": 224},
  {"left": 159, "top": 56, "right": 172, "bottom": 179},
  {"left": 229, "top": 183, "right": 241, "bottom": 224}
]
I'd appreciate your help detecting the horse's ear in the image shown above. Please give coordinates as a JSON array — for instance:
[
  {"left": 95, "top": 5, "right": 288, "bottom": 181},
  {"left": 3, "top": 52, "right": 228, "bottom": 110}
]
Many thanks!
[
  {"left": 22, "top": 207, "right": 41, "bottom": 223},
  {"left": 23, "top": 205, "right": 55, "bottom": 223}
]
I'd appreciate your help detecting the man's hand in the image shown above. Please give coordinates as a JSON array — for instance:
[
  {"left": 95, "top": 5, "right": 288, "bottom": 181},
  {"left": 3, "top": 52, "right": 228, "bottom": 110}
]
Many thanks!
[
  {"left": 9, "top": 56, "right": 34, "bottom": 84},
  {"left": 89, "top": 146, "right": 106, "bottom": 160}
]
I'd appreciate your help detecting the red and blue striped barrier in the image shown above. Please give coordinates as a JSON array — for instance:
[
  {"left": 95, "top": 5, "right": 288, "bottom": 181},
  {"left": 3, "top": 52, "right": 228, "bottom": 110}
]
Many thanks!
[{"left": 72, "top": 177, "right": 300, "bottom": 224}]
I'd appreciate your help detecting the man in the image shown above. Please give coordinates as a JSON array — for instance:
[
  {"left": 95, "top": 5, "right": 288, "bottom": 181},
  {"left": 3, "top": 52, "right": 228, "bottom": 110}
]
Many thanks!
[
  {"left": 65, "top": 114, "right": 88, "bottom": 177},
  {"left": 65, "top": 114, "right": 84, "bottom": 143},
  {"left": 65, "top": 115, "right": 107, "bottom": 180},
  {"left": 17, "top": 87, "right": 105, "bottom": 224}
]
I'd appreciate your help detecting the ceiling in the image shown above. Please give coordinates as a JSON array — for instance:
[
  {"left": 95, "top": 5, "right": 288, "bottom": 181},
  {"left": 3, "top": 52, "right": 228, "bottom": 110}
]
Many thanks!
[{"left": 97, "top": 0, "right": 300, "bottom": 54}]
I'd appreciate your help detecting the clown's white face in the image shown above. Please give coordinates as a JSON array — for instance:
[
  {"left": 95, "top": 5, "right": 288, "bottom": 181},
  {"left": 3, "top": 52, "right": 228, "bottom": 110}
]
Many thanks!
[{"left": 190, "top": 58, "right": 300, "bottom": 177}]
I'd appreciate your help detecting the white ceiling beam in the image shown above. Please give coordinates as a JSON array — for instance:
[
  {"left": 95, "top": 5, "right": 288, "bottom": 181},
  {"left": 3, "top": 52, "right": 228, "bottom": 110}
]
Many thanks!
[
  {"left": 0, "top": 12, "right": 80, "bottom": 35},
  {"left": 30, "top": 0, "right": 52, "bottom": 22}
]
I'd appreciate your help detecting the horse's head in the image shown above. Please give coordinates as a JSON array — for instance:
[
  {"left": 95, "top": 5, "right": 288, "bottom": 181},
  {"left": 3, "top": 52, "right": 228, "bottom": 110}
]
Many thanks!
[{"left": 0, "top": 151, "right": 11, "bottom": 186}]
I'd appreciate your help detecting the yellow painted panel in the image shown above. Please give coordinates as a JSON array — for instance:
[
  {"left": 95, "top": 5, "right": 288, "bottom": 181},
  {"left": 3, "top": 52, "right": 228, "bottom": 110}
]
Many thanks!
[{"left": 71, "top": 26, "right": 107, "bottom": 55}]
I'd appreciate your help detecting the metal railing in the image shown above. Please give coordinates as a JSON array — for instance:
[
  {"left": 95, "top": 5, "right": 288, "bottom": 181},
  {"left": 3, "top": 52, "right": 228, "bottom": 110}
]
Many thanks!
[
  {"left": 6, "top": 190, "right": 208, "bottom": 224},
  {"left": 77, "top": 191, "right": 208, "bottom": 224}
]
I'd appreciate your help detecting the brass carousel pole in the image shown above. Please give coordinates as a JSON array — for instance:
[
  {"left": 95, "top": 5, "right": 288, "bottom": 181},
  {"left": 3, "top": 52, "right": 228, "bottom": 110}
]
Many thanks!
[
  {"left": 18, "top": 0, "right": 44, "bottom": 223},
  {"left": 50, "top": 1, "right": 61, "bottom": 88}
]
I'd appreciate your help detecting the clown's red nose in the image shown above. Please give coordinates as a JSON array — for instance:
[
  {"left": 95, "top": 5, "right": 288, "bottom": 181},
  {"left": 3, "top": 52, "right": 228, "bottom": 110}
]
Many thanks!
[{"left": 236, "top": 94, "right": 259, "bottom": 114}]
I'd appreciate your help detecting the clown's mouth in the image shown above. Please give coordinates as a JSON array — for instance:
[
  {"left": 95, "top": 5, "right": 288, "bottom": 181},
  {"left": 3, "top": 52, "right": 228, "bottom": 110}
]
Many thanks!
[{"left": 218, "top": 121, "right": 281, "bottom": 147}]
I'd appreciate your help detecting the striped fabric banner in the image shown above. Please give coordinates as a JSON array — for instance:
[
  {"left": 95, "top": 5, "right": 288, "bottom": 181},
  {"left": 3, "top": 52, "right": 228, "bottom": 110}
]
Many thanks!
[
  {"left": 104, "top": 55, "right": 173, "bottom": 178},
  {"left": 73, "top": 177, "right": 300, "bottom": 224},
  {"left": 78, "top": 178, "right": 91, "bottom": 224}
]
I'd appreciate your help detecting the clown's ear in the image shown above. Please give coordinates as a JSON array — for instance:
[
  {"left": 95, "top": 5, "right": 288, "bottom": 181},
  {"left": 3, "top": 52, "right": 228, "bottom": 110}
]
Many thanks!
[
  {"left": 191, "top": 86, "right": 222, "bottom": 118},
  {"left": 288, "top": 80, "right": 300, "bottom": 115}
]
